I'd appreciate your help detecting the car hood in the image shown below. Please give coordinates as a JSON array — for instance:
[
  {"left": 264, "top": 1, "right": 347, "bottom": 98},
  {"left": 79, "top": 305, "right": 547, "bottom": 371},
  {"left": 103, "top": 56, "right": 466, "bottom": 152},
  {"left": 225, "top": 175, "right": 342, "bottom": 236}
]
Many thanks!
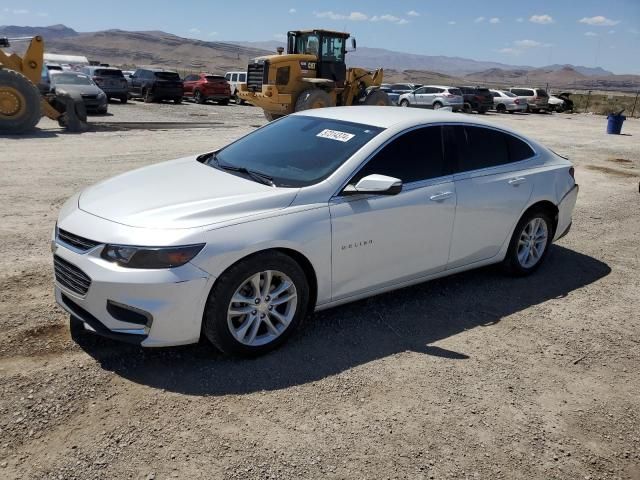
[
  {"left": 78, "top": 156, "right": 299, "bottom": 229},
  {"left": 54, "top": 84, "right": 103, "bottom": 96}
]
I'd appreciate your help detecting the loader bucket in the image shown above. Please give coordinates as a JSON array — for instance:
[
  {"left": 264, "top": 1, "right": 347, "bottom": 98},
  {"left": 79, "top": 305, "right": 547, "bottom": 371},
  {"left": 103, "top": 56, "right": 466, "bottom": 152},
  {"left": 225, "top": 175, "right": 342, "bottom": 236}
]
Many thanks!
[{"left": 52, "top": 93, "right": 88, "bottom": 132}]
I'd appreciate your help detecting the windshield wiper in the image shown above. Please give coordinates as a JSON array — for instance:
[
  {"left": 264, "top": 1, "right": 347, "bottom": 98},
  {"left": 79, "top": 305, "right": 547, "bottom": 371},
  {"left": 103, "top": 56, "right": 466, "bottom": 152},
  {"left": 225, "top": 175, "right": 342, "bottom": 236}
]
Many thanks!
[
  {"left": 201, "top": 152, "right": 275, "bottom": 187},
  {"left": 222, "top": 165, "right": 276, "bottom": 187}
]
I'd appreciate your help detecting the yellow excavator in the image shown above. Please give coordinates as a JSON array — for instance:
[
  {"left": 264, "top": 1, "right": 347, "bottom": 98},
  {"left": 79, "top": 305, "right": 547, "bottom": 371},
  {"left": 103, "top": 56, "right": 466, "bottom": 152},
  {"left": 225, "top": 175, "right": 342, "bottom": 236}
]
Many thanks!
[
  {"left": 238, "top": 29, "right": 390, "bottom": 120},
  {"left": 0, "top": 35, "right": 87, "bottom": 133}
]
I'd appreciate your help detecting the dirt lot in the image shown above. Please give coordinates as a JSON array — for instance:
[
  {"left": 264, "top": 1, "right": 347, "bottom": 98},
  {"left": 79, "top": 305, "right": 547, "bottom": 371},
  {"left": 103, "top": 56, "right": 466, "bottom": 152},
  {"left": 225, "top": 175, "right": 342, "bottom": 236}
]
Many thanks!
[{"left": 1, "top": 100, "right": 639, "bottom": 480}]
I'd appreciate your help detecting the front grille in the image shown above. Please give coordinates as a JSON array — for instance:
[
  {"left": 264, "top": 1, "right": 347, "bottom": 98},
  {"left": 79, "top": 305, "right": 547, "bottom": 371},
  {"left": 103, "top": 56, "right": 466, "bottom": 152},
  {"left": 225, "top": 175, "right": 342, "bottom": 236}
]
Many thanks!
[
  {"left": 57, "top": 228, "right": 101, "bottom": 252},
  {"left": 54, "top": 255, "right": 92, "bottom": 296},
  {"left": 81, "top": 94, "right": 98, "bottom": 99},
  {"left": 247, "top": 62, "right": 265, "bottom": 91}
]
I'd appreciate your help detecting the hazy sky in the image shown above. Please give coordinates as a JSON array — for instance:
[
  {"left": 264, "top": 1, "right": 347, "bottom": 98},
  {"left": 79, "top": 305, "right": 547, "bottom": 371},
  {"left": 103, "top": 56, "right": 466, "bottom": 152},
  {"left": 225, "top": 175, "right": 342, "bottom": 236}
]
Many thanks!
[{"left": 2, "top": 0, "right": 639, "bottom": 73}]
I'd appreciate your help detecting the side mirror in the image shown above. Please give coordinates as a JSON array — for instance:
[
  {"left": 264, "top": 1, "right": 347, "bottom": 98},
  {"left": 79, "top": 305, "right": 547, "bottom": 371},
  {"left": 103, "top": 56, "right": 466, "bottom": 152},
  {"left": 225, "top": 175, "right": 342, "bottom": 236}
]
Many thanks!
[{"left": 343, "top": 174, "right": 402, "bottom": 196}]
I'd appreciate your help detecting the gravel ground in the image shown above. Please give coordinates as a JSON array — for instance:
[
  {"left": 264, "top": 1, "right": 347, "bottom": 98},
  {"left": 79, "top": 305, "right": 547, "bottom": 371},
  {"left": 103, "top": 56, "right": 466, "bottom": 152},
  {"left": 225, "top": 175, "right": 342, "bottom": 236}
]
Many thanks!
[{"left": 0, "top": 100, "right": 639, "bottom": 480}]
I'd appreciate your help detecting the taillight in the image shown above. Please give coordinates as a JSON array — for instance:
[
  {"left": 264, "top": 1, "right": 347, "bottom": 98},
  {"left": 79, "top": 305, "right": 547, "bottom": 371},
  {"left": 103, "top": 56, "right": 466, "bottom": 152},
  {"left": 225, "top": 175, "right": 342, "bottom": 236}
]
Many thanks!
[
  {"left": 569, "top": 167, "right": 575, "bottom": 180},
  {"left": 444, "top": 93, "right": 454, "bottom": 98},
  {"left": 514, "top": 99, "right": 520, "bottom": 105}
]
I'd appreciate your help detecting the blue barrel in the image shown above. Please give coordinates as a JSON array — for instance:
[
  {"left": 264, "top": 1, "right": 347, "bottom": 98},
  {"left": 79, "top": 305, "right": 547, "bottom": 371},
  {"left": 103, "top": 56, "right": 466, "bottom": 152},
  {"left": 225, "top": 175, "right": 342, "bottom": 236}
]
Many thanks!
[{"left": 606, "top": 114, "right": 626, "bottom": 134}]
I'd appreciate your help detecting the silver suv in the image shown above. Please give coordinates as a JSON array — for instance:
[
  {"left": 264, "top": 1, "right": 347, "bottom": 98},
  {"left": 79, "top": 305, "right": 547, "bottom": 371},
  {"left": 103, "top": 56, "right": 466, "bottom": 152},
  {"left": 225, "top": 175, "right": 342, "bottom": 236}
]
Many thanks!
[
  {"left": 508, "top": 87, "right": 549, "bottom": 113},
  {"left": 398, "top": 85, "right": 463, "bottom": 111}
]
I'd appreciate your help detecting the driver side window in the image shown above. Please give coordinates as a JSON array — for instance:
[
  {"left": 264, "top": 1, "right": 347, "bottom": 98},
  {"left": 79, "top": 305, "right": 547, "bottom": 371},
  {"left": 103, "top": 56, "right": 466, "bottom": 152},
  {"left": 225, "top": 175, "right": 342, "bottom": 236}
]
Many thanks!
[{"left": 350, "top": 126, "right": 448, "bottom": 185}]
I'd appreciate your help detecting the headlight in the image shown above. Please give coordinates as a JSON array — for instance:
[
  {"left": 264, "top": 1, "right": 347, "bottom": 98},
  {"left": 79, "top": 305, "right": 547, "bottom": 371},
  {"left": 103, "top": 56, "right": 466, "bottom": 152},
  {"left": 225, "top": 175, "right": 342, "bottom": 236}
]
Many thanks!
[
  {"left": 101, "top": 244, "right": 205, "bottom": 269},
  {"left": 97, "top": 91, "right": 106, "bottom": 98}
]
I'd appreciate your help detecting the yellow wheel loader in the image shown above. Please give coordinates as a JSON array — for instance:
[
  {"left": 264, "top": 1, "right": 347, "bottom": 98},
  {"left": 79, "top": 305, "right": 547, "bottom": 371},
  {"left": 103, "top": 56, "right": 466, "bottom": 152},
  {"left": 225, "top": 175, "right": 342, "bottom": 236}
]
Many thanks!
[
  {"left": 0, "top": 35, "right": 87, "bottom": 133},
  {"left": 238, "top": 29, "right": 390, "bottom": 120}
]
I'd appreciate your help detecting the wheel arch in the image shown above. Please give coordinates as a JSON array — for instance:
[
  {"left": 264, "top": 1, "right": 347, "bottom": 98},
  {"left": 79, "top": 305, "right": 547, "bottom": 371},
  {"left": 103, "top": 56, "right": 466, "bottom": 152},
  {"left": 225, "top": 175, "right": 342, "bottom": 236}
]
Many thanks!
[
  {"left": 521, "top": 200, "right": 559, "bottom": 236},
  {"left": 206, "top": 246, "right": 319, "bottom": 311}
]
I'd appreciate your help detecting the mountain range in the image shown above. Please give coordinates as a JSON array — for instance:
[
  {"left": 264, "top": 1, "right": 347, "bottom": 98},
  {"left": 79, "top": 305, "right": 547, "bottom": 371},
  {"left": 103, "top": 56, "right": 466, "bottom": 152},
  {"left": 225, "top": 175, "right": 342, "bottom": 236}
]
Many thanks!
[{"left": 1, "top": 24, "right": 637, "bottom": 91}]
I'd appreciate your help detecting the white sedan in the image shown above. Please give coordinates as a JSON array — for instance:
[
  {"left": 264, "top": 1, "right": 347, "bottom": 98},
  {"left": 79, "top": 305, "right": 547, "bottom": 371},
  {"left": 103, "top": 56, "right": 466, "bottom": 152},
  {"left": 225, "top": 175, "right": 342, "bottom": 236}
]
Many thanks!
[{"left": 52, "top": 107, "right": 578, "bottom": 355}]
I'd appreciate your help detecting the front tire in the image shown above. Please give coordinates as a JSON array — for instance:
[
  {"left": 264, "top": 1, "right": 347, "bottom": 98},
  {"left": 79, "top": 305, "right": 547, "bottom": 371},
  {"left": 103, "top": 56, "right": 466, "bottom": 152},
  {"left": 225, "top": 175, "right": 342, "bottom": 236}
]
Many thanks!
[
  {"left": 203, "top": 251, "right": 310, "bottom": 356},
  {"left": 400, "top": 99, "right": 410, "bottom": 107},
  {"left": 502, "top": 210, "right": 554, "bottom": 276},
  {"left": 194, "top": 90, "right": 204, "bottom": 104},
  {"left": 0, "top": 68, "right": 42, "bottom": 132},
  {"left": 295, "top": 88, "right": 332, "bottom": 112},
  {"left": 432, "top": 101, "right": 443, "bottom": 110},
  {"left": 363, "top": 89, "right": 391, "bottom": 106}
]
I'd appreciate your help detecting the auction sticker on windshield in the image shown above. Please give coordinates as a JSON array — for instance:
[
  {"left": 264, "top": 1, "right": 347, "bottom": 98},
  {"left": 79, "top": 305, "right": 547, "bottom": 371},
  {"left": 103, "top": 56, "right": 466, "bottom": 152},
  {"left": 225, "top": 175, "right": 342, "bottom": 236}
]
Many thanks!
[{"left": 316, "top": 129, "right": 355, "bottom": 142}]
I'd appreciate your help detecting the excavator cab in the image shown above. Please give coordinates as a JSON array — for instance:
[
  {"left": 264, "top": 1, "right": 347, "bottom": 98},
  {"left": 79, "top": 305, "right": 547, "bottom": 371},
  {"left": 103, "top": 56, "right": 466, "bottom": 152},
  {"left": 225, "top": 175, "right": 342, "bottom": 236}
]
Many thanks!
[{"left": 287, "top": 30, "right": 352, "bottom": 85}]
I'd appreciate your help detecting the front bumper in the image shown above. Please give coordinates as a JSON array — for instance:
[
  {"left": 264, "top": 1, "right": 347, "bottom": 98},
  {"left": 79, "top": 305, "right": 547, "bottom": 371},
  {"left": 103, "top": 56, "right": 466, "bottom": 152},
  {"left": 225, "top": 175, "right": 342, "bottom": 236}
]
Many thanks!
[
  {"left": 52, "top": 239, "right": 212, "bottom": 347},
  {"left": 238, "top": 87, "right": 293, "bottom": 113}
]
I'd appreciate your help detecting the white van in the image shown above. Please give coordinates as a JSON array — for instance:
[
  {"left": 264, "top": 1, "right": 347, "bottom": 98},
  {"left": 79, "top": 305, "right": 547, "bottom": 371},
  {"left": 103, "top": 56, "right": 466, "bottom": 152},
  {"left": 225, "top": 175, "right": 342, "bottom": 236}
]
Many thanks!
[{"left": 224, "top": 71, "right": 247, "bottom": 104}]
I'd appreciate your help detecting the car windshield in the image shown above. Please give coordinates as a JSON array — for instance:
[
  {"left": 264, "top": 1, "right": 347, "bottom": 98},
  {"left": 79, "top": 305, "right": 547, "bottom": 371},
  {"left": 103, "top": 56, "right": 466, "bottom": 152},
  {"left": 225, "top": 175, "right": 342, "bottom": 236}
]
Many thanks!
[
  {"left": 154, "top": 72, "right": 180, "bottom": 80},
  {"left": 207, "top": 116, "right": 384, "bottom": 187},
  {"left": 51, "top": 73, "right": 94, "bottom": 86}
]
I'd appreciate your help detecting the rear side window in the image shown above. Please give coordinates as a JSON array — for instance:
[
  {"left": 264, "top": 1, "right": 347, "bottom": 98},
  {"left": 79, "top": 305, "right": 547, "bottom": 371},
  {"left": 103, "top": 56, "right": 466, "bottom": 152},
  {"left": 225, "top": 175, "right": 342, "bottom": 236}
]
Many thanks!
[
  {"left": 507, "top": 135, "right": 536, "bottom": 161},
  {"left": 231, "top": 74, "right": 238, "bottom": 82},
  {"left": 448, "top": 88, "right": 462, "bottom": 96},
  {"left": 448, "top": 125, "right": 534, "bottom": 172},
  {"left": 206, "top": 75, "right": 225, "bottom": 81},
  {"left": 353, "top": 126, "right": 447, "bottom": 184}
]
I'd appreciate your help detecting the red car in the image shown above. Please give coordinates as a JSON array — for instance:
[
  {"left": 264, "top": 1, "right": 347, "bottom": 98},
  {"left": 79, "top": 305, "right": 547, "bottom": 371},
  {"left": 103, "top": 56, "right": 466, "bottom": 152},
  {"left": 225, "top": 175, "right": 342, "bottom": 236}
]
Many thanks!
[{"left": 183, "top": 73, "right": 231, "bottom": 105}]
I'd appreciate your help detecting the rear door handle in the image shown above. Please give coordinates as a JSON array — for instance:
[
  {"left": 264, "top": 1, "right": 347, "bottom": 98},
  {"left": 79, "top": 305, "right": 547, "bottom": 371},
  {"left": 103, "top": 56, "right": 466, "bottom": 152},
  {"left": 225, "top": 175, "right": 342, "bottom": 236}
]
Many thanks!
[
  {"left": 429, "top": 191, "right": 454, "bottom": 201},
  {"left": 508, "top": 177, "right": 527, "bottom": 186}
]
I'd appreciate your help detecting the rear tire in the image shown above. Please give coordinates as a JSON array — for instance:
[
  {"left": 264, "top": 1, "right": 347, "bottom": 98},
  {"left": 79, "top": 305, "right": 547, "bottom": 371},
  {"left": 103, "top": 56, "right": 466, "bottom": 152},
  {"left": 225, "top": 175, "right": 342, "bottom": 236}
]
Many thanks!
[
  {"left": 120, "top": 96, "right": 128, "bottom": 104},
  {"left": 363, "top": 89, "right": 391, "bottom": 106},
  {"left": 202, "top": 251, "right": 310, "bottom": 356},
  {"left": 502, "top": 210, "right": 554, "bottom": 276},
  {"left": 400, "top": 99, "right": 410, "bottom": 107},
  {"left": 194, "top": 90, "right": 204, "bottom": 104},
  {"left": 173, "top": 97, "right": 182, "bottom": 104},
  {"left": 0, "top": 68, "right": 42, "bottom": 132},
  {"left": 219, "top": 99, "right": 229, "bottom": 106},
  {"left": 295, "top": 88, "right": 332, "bottom": 112},
  {"left": 496, "top": 104, "right": 506, "bottom": 113}
]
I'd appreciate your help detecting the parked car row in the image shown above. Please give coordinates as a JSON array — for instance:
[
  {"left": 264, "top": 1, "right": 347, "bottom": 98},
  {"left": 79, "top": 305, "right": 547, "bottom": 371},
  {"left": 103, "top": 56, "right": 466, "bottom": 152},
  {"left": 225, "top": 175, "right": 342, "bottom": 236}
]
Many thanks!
[
  {"left": 38, "top": 62, "right": 250, "bottom": 112},
  {"left": 381, "top": 82, "right": 560, "bottom": 114}
]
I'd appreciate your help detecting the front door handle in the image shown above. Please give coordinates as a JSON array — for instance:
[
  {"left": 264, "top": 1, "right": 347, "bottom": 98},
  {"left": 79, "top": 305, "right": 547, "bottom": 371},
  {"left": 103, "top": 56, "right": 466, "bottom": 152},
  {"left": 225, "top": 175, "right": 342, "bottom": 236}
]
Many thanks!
[
  {"left": 429, "top": 191, "right": 454, "bottom": 201},
  {"left": 508, "top": 177, "right": 527, "bottom": 186}
]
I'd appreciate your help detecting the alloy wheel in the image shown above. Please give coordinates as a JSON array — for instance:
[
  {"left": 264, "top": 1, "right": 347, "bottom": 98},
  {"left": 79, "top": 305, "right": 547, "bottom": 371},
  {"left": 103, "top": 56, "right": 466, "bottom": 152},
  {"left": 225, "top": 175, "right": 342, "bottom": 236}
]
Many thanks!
[
  {"left": 227, "top": 270, "right": 298, "bottom": 347},
  {"left": 517, "top": 217, "right": 548, "bottom": 268}
]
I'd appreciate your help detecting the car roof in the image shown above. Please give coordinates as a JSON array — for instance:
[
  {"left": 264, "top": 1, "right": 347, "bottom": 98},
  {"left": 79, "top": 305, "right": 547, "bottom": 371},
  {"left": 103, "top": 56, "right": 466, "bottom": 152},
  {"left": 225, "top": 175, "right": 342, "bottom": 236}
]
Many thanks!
[
  {"left": 292, "top": 106, "right": 509, "bottom": 130},
  {"left": 50, "top": 71, "right": 88, "bottom": 76}
]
